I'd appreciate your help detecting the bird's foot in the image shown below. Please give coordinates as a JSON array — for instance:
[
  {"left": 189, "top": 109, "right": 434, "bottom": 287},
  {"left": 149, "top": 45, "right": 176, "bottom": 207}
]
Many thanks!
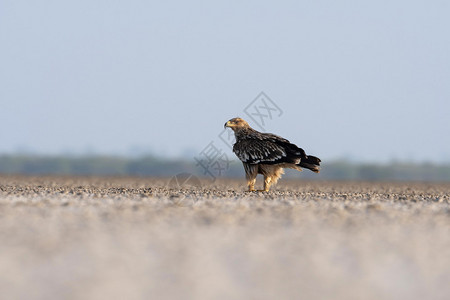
[{"left": 247, "top": 188, "right": 269, "bottom": 192}]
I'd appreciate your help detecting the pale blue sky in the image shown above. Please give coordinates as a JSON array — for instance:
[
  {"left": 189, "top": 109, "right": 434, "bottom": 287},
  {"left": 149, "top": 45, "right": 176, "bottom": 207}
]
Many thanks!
[{"left": 1, "top": 0, "right": 449, "bottom": 162}]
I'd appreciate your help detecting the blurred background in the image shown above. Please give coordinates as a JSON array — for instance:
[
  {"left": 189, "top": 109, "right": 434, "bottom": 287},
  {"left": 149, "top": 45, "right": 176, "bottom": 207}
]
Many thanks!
[{"left": 1, "top": 0, "right": 449, "bottom": 180}]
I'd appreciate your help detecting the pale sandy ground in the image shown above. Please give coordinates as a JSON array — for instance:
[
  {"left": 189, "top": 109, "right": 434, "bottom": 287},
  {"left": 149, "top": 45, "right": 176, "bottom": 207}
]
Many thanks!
[{"left": 0, "top": 175, "right": 449, "bottom": 300}]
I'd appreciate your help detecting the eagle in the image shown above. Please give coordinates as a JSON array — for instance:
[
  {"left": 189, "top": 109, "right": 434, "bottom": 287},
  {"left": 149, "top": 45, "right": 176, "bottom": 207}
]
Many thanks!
[{"left": 224, "top": 117, "right": 321, "bottom": 192}]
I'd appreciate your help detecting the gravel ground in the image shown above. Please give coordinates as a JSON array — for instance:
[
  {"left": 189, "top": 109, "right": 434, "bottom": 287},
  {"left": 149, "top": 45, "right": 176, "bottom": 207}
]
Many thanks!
[{"left": 0, "top": 175, "right": 449, "bottom": 300}]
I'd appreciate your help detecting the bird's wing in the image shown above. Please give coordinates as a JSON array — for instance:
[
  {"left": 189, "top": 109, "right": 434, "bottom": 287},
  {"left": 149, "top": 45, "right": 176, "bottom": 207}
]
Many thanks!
[
  {"left": 233, "top": 134, "right": 304, "bottom": 164},
  {"left": 233, "top": 138, "right": 286, "bottom": 164}
]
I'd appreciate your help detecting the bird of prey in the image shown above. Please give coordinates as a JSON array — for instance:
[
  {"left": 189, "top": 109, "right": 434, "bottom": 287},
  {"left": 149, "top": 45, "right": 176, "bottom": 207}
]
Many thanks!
[{"left": 224, "top": 117, "right": 321, "bottom": 192}]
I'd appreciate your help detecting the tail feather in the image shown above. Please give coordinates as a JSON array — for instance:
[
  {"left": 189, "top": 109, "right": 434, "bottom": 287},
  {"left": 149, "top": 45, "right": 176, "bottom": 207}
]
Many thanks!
[{"left": 298, "top": 155, "right": 321, "bottom": 173}]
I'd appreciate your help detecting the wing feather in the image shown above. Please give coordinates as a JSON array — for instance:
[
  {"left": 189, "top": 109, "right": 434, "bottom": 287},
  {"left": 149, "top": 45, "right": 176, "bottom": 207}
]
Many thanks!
[{"left": 233, "top": 134, "right": 301, "bottom": 164}]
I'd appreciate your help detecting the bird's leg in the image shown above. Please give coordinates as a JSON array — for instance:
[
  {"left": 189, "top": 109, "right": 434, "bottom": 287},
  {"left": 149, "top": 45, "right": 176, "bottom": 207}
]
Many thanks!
[
  {"left": 247, "top": 177, "right": 256, "bottom": 192},
  {"left": 244, "top": 163, "right": 258, "bottom": 192},
  {"left": 264, "top": 176, "right": 271, "bottom": 192},
  {"left": 257, "top": 176, "right": 271, "bottom": 192}
]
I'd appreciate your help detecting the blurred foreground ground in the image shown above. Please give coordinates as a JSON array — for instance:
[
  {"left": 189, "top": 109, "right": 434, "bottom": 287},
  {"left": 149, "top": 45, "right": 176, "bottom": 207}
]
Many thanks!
[{"left": 0, "top": 175, "right": 449, "bottom": 300}]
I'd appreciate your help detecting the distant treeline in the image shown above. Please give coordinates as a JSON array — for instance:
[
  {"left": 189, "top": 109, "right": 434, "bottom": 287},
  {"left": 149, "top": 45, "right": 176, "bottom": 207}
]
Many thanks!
[{"left": 0, "top": 154, "right": 449, "bottom": 182}]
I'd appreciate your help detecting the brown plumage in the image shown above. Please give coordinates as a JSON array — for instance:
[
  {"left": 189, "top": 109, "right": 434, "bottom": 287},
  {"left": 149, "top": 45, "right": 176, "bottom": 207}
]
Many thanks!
[{"left": 224, "top": 117, "right": 321, "bottom": 191}]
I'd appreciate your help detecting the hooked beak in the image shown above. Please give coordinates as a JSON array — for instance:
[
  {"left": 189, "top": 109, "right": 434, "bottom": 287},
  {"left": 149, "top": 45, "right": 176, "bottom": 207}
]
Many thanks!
[{"left": 224, "top": 121, "right": 230, "bottom": 128}]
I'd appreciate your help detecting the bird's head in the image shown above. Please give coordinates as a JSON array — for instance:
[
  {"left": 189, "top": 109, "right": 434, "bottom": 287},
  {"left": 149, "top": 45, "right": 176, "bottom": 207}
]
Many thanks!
[{"left": 224, "top": 117, "right": 250, "bottom": 130}]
